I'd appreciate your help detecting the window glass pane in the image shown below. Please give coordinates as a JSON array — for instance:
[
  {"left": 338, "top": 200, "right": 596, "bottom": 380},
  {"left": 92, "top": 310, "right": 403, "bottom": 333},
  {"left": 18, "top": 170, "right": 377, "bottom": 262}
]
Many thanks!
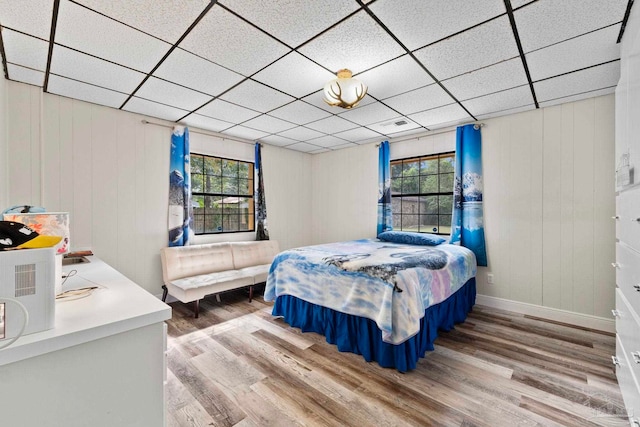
[
  {"left": 402, "top": 176, "right": 419, "bottom": 194},
  {"left": 420, "top": 196, "right": 438, "bottom": 214},
  {"left": 439, "top": 195, "right": 453, "bottom": 214},
  {"left": 222, "top": 177, "right": 238, "bottom": 195},
  {"left": 439, "top": 155, "right": 454, "bottom": 173},
  {"left": 420, "top": 158, "right": 438, "bottom": 174},
  {"left": 205, "top": 157, "right": 221, "bottom": 175},
  {"left": 191, "top": 155, "right": 204, "bottom": 174},
  {"left": 393, "top": 215, "right": 402, "bottom": 229},
  {"left": 205, "top": 214, "right": 222, "bottom": 233},
  {"left": 402, "top": 214, "right": 418, "bottom": 231},
  {"left": 391, "top": 178, "right": 402, "bottom": 195},
  {"left": 205, "top": 196, "right": 222, "bottom": 214},
  {"left": 193, "top": 215, "right": 204, "bottom": 234},
  {"left": 238, "top": 162, "right": 250, "bottom": 179},
  {"left": 191, "top": 174, "right": 203, "bottom": 193},
  {"left": 391, "top": 163, "right": 403, "bottom": 178},
  {"left": 204, "top": 175, "right": 221, "bottom": 193},
  {"left": 240, "top": 214, "right": 254, "bottom": 231},
  {"left": 401, "top": 197, "right": 419, "bottom": 214},
  {"left": 440, "top": 214, "right": 452, "bottom": 227},
  {"left": 420, "top": 175, "right": 438, "bottom": 193},
  {"left": 440, "top": 173, "right": 454, "bottom": 192},
  {"left": 223, "top": 214, "right": 239, "bottom": 232},
  {"left": 238, "top": 179, "right": 250, "bottom": 195},
  {"left": 222, "top": 159, "right": 238, "bottom": 177},
  {"left": 420, "top": 215, "right": 439, "bottom": 233},
  {"left": 402, "top": 160, "right": 419, "bottom": 176},
  {"left": 392, "top": 197, "right": 402, "bottom": 214}
]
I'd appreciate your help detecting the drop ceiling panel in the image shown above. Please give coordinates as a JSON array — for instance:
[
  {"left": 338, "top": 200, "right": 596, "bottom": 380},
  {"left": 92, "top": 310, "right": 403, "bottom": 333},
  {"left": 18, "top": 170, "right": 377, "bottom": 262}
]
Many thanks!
[
  {"left": 526, "top": 25, "right": 621, "bottom": 81},
  {"left": 333, "top": 126, "right": 382, "bottom": 143},
  {"left": 197, "top": 99, "right": 261, "bottom": 123},
  {"left": 462, "top": 86, "right": 534, "bottom": 117},
  {"left": 338, "top": 101, "right": 399, "bottom": 126},
  {"left": 51, "top": 45, "right": 146, "bottom": 93},
  {"left": 180, "top": 114, "right": 234, "bottom": 133},
  {"left": 307, "top": 135, "right": 350, "bottom": 148},
  {"left": 134, "top": 77, "right": 212, "bottom": 112},
  {"left": 442, "top": 57, "right": 528, "bottom": 101},
  {"left": 304, "top": 115, "right": 359, "bottom": 134},
  {"left": 242, "top": 115, "right": 297, "bottom": 134},
  {"left": 325, "top": 142, "right": 357, "bottom": 151},
  {"left": 534, "top": 61, "right": 620, "bottom": 103},
  {"left": 47, "top": 75, "right": 128, "bottom": 108},
  {"left": 219, "top": 80, "right": 295, "bottom": 113},
  {"left": 370, "top": 0, "right": 506, "bottom": 51},
  {"left": 475, "top": 104, "right": 536, "bottom": 121},
  {"left": 0, "top": 0, "right": 53, "bottom": 39},
  {"left": 299, "top": 11, "right": 405, "bottom": 74},
  {"left": 219, "top": 0, "right": 359, "bottom": 48},
  {"left": 356, "top": 55, "right": 434, "bottom": 100},
  {"left": 511, "top": 0, "right": 536, "bottom": 9},
  {"left": 123, "top": 97, "right": 189, "bottom": 121},
  {"left": 408, "top": 104, "right": 471, "bottom": 129},
  {"left": 538, "top": 87, "right": 616, "bottom": 109},
  {"left": 2, "top": 30, "right": 48, "bottom": 71},
  {"left": 515, "top": 0, "right": 627, "bottom": 53},
  {"left": 260, "top": 134, "right": 297, "bottom": 147},
  {"left": 367, "top": 117, "right": 421, "bottom": 135},
  {"left": 74, "top": 0, "right": 210, "bottom": 44},
  {"left": 179, "top": 6, "right": 290, "bottom": 77},
  {"left": 413, "top": 16, "right": 519, "bottom": 81},
  {"left": 277, "top": 126, "right": 324, "bottom": 141},
  {"left": 252, "top": 52, "right": 335, "bottom": 98},
  {"left": 7, "top": 64, "right": 45, "bottom": 87},
  {"left": 56, "top": 0, "right": 170, "bottom": 72},
  {"left": 285, "top": 142, "right": 323, "bottom": 153},
  {"left": 154, "top": 48, "right": 245, "bottom": 97},
  {"left": 268, "top": 101, "right": 331, "bottom": 125},
  {"left": 222, "top": 125, "right": 269, "bottom": 141},
  {"left": 383, "top": 84, "right": 455, "bottom": 116}
]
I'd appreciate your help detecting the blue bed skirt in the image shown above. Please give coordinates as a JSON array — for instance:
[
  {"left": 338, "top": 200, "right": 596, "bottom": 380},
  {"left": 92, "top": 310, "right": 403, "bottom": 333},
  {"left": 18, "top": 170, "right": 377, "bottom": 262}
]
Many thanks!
[{"left": 272, "top": 277, "right": 476, "bottom": 372}]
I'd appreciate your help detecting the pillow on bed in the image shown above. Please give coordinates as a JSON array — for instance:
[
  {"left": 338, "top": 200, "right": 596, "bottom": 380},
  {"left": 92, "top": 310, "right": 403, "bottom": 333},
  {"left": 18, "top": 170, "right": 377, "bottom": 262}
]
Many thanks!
[{"left": 377, "top": 231, "right": 446, "bottom": 246}]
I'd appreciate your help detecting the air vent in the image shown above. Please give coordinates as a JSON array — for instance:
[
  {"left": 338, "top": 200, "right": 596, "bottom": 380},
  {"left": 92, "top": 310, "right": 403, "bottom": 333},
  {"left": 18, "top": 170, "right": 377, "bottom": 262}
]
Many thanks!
[{"left": 15, "top": 263, "right": 36, "bottom": 297}]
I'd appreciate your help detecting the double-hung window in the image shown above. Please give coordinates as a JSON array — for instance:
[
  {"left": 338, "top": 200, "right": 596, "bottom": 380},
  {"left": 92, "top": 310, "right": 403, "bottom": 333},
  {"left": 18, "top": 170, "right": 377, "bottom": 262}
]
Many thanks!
[
  {"left": 190, "top": 153, "right": 254, "bottom": 234},
  {"left": 390, "top": 152, "right": 455, "bottom": 235}
]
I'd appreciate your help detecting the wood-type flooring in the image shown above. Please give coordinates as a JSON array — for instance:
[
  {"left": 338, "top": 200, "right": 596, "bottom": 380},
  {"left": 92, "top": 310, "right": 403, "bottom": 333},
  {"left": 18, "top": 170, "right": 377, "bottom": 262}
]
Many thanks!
[{"left": 165, "top": 289, "right": 627, "bottom": 427}]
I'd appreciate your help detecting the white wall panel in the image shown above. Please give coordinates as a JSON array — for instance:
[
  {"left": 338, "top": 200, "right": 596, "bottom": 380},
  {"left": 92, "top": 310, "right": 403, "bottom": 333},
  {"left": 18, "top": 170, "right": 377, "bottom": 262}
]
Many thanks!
[{"left": 0, "top": 77, "right": 7, "bottom": 210}]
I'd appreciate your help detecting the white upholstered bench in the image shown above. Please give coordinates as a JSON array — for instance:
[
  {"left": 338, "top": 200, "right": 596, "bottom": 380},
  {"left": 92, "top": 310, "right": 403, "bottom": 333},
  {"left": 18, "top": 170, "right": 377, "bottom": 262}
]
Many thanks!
[{"left": 160, "top": 240, "right": 279, "bottom": 317}]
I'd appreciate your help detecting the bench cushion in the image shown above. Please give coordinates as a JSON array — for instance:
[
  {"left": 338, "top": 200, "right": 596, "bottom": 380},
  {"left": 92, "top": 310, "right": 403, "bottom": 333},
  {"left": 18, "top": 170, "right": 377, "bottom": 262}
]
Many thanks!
[
  {"left": 237, "top": 264, "right": 271, "bottom": 284},
  {"left": 170, "top": 269, "right": 253, "bottom": 291},
  {"left": 161, "top": 242, "right": 234, "bottom": 282},
  {"left": 231, "top": 241, "right": 280, "bottom": 269}
]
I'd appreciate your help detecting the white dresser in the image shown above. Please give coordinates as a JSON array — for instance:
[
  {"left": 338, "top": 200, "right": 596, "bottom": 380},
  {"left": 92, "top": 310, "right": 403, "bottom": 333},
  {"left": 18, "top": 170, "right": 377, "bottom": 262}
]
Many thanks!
[{"left": 615, "top": 2, "right": 640, "bottom": 423}]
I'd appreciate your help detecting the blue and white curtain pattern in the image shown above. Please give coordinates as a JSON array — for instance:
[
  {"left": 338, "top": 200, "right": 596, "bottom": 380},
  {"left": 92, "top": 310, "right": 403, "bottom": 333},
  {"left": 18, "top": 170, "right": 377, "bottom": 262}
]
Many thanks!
[
  {"left": 255, "top": 142, "right": 269, "bottom": 241},
  {"left": 450, "top": 124, "right": 487, "bottom": 266},
  {"left": 377, "top": 140, "right": 393, "bottom": 236},
  {"left": 168, "top": 126, "right": 194, "bottom": 247}
]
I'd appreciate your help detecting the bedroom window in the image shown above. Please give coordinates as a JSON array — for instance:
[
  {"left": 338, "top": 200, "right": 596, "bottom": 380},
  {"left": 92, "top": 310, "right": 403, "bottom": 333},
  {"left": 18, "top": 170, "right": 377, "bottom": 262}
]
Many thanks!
[
  {"left": 390, "top": 152, "right": 454, "bottom": 235},
  {"left": 191, "top": 154, "right": 254, "bottom": 234}
]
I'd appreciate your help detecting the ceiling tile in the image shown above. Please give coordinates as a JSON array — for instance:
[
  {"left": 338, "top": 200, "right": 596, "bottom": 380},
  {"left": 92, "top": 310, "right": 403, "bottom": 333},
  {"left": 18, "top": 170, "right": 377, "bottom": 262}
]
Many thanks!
[
  {"left": 408, "top": 104, "right": 471, "bottom": 129},
  {"left": 356, "top": 55, "right": 434, "bottom": 100},
  {"left": 56, "top": 0, "right": 170, "bottom": 72},
  {"left": 442, "top": 58, "right": 528, "bottom": 101},
  {"left": 285, "top": 142, "right": 323, "bottom": 153},
  {"left": 462, "top": 86, "right": 534, "bottom": 117},
  {"left": 197, "top": 99, "right": 261, "bottom": 123},
  {"left": 383, "top": 83, "right": 455, "bottom": 115},
  {"left": 526, "top": 25, "right": 621, "bottom": 81},
  {"left": 325, "top": 142, "right": 357, "bottom": 151},
  {"left": 309, "top": 148, "right": 332, "bottom": 154},
  {"left": 219, "top": 80, "right": 295, "bottom": 113},
  {"left": 534, "top": 61, "right": 620, "bottom": 103},
  {"left": 306, "top": 135, "right": 350, "bottom": 148},
  {"left": 242, "top": 115, "right": 296, "bottom": 134},
  {"left": 277, "top": 126, "right": 324, "bottom": 141},
  {"left": 338, "top": 102, "right": 399, "bottom": 126},
  {"left": 299, "top": 10, "right": 405, "bottom": 74},
  {"left": 515, "top": 0, "right": 627, "bottom": 53},
  {"left": 304, "top": 115, "right": 359, "bottom": 134},
  {"left": 301, "top": 89, "right": 375, "bottom": 114},
  {"left": 413, "top": 16, "right": 519, "bottom": 81},
  {"left": 180, "top": 5, "right": 290, "bottom": 76},
  {"left": 0, "top": 0, "right": 53, "bottom": 39},
  {"left": 252, "top": 52, "right": 335, "bottom": 98},
  {"left": 123, "top": 97, "right": 189, "bottom": 121},
  {"left": 222, "top": 125, "right": 269, "bottom": 141},
  {"left": 51, "top": 45, "right": 146, "bottom": 93},
  {"left": 74, "top": 0, "right": 210, "bottom": 44},
  {"left": 538, "top": 87, "right": 616, "bottom": 109},
  {"left": 333, "top": 126, "right": 382, "bottom": 143},
  {"left": 180, "top": 114, "right": 234, "bottom": 133},
  {"left": 47, "top": 75, "right": 128, "bottom": 108},
  {"left": 260, "top": 134, "right": 298, "bottom": 147},
  {"left": 475, "top": 104, "right": 536, "bottom": 121},
  {"left": 154, "top": 48, "right": 245, "bottom": 97},
  {"left": 366, "top": 117, "right": 421, "bottom": 135},
  {"left": 268, "top": 101, "right": 331, "bottom": 125},
  {"left": 135, "top": 77, "right": 212, "bottom": 112},
  {"left": 2, "top": 29, "right": 48, "bottom": 71},
  {"left": 511, "top": 0, "right": 536, "bottom": 9},
  {"left": 370, "top": 0, "right": 506, "bottom": 51},
  {"left": 386, "top": 128, "right": 428, "bottom": 140},
  {"left": 220, "top": 0, "right": 359, "bottom": 47},
  {"left": 7, "top": 64, "right": 45, "bottom": 87}
]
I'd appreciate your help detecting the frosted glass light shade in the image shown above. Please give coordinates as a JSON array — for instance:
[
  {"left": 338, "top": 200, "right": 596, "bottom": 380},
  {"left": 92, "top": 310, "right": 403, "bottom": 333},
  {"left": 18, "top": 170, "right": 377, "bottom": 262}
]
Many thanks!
[{"left": 323, "top": 69, "right": 367, "bottom": 109}]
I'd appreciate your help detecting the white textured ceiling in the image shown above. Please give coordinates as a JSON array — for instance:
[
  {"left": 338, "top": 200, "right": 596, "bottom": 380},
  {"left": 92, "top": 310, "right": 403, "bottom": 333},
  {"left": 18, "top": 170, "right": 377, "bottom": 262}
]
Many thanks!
[{"left": 0, "top": 0, "right": 630, "bottom": 153}]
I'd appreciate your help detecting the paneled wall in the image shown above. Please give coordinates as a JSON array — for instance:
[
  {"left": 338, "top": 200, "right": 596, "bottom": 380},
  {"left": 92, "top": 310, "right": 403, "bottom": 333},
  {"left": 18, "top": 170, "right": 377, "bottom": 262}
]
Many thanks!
[
  {"left": 0, "top": 77, "right": 7, "bottom": 209},
  {"left": 3, "top": 81, "right": 312, "bottom": 295}
]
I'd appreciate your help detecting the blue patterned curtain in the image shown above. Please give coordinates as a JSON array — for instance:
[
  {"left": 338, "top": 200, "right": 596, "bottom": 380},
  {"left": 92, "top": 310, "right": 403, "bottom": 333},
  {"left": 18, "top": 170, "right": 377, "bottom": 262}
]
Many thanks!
[
  {"left": 450, "top": 124, "right": 487, "bottom": 266},
  {"left": 168, "top": 126, "right": 193, "bottom": 247},
  {"left": 377, "top": 140, "right": 393, "bottom": 236},
  {"left": 255, "top": 142, "right": 269, "bottom": 240}
]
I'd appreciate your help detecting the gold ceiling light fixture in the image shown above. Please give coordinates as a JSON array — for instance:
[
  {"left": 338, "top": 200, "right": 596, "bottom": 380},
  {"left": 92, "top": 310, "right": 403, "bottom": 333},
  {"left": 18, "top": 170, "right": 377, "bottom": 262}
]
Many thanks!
[{"left": 323, "top": 68, "right": 368, "bottom": 109}]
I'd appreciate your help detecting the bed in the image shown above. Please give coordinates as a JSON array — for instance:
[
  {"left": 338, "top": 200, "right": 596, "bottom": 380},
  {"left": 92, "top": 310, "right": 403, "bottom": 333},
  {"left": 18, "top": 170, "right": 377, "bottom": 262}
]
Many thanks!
[{"left": 264, "top": 235, "right": 477, "bottom": 372}]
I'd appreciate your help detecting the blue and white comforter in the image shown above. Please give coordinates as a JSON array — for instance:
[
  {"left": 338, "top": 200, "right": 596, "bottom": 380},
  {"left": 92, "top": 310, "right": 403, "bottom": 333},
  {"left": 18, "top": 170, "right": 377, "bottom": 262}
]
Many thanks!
[{"left": 265, "top": 239, "right": 477, "bottom": 345}]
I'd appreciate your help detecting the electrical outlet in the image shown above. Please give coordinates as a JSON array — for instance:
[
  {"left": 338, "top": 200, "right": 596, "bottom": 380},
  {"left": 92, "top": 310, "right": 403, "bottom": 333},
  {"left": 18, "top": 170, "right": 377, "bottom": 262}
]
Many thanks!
[{"left": 487, "top": 273, "right": 494, "bottom": 285}]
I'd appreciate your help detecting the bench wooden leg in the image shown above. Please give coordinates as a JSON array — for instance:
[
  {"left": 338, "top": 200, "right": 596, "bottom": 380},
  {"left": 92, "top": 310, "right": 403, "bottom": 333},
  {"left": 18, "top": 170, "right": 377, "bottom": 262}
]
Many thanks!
[
  {"left": 249, "top": 285, "right": 254, "bottom": 303},
  {"left": 161, "top": 285, "right": 168, "bottom": 302},
  {"left": 194, "top": 299, "right": 200, "bottom": 318}
]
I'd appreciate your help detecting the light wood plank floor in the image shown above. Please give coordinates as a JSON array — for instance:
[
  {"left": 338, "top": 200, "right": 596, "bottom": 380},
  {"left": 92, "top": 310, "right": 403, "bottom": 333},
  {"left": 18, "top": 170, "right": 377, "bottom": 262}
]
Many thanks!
[{"left": 165, "top": 289, "right": 627, "bottom": 427}]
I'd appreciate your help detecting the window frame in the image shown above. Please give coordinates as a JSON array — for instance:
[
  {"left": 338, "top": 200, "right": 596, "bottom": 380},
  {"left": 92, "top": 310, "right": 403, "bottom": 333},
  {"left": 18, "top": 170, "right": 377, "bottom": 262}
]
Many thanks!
[
  {"left": 390, "top": 151, "right": 455, "bottom": 236},
  {"left": 190, "top": 152, "right": 255, "bottom": 235}
]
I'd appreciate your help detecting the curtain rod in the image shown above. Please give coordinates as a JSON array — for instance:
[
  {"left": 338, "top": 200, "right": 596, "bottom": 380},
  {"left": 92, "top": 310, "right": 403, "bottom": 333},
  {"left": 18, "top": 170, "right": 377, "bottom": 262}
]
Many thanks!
[{"left": 141, "top": 119, "right": 255, "bottom": 146}]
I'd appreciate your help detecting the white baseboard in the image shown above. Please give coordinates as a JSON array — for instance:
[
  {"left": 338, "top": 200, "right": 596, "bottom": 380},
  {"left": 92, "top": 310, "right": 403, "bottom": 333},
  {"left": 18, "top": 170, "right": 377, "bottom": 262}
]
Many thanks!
[{"left": 476, "top": 294, "right": 615, "bottom": 334}]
